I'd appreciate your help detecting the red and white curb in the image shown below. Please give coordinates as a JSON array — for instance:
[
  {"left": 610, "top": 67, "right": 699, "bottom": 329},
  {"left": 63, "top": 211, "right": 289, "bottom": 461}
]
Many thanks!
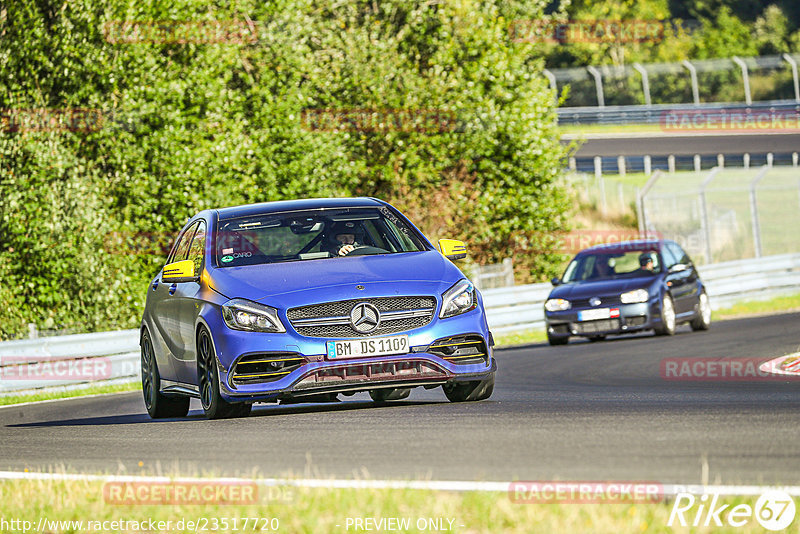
[
  {"left": 0, "top": 471, "right": 799, "bottom": 497},
  {"left": 759, "top": 353, "right": 800, "bottom": 377}
]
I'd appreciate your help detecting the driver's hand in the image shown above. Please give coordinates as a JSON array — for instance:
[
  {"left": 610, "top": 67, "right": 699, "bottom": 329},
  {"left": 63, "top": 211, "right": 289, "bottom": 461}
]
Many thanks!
[{"left": 338, "top": 244, "right": 356, "bottom": 256}]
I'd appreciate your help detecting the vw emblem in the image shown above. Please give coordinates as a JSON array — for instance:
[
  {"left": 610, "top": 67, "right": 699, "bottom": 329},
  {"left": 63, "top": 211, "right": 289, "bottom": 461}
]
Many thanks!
[
  {"left": 589, "top": 297, "right": 601, "bottom": 307},
  {"left": 350, "top": 302, "right": 380, "bottom": 334}
]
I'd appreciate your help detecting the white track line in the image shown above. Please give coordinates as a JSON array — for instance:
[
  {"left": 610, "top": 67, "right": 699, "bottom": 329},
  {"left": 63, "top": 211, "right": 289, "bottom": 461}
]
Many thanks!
[{"left": 1, "top": 471, "right": 799, "bottom": 496}]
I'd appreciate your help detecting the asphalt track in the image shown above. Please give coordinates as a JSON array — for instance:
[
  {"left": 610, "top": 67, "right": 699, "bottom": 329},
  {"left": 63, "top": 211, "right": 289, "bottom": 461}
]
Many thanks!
[
  {"left": 567, "top": 132, "right": 800, "bottom": 157},
  {"left": 1, "top": 312, "right": 799, "bottom": 485}
]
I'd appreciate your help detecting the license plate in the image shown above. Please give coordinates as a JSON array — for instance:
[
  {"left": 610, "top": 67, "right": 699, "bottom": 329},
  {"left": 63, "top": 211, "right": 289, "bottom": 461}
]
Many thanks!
[
  {"left": 326, "top": 335, "right": 409, "bottom": 360},
  {"left": 578, "top": 308, "right": 619, "bottom": 321}
]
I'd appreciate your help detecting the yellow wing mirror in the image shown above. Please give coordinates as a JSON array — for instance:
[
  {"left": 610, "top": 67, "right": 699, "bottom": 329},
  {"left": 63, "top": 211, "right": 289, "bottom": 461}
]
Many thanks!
[
  {"left": 438, "top": 239, "right": 467, "bottom": 261},
  {"left": 162, "top": 259, "right": 197, "bottom": 283}
]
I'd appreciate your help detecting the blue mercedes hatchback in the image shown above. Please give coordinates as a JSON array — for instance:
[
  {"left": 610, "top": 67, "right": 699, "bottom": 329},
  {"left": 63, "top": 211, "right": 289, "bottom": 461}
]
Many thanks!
[
  {"left": 544, "top": 239, "right": 711, "bottom": 345},
  {"left": 140, "top": 197, "right": 495, "bottom": 418}
]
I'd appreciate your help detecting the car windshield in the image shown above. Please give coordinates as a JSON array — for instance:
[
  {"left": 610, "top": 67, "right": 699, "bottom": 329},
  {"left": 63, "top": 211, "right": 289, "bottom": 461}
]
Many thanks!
[
  {"left": 215, "top": 207, "right": 428, "bottom": 267},
  {"left": 561, "top": 249, "right": 661, "bottom": 282}
]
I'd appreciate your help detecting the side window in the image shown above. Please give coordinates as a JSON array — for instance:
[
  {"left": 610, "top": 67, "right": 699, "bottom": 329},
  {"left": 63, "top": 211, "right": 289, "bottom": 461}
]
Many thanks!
[
  {"left": 669, "top": 242, "right": 691, "bottom": 265},
  {"left": 660, "top": 245, "right": 678, "bottom": 269},
  {"left": 168, "top": 222, "right": 198, "bottom": 265},
  {"left": 187, "top": 221, "right": 207, "bottom": 276}
]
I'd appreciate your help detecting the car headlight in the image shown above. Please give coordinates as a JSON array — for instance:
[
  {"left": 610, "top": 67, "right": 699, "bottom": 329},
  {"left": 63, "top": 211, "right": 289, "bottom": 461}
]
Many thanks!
[
  {"left": 221, "top": 298, "right": 286, "bottom": 333},
  {"left": 544, "top": 298, "right": 571, "bottom": 312},
  {"left": 620, "top": 289, "right": 649, "bottom": 304},
  {"left": 440, "top": 279, "right": 476, "bottom": 318}
]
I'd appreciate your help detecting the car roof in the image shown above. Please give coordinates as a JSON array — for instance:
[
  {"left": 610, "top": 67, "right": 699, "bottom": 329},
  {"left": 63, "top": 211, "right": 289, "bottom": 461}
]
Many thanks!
[
  {"left": 578, "top": 239, "right": 667, "bottom": 254},
  {"left": 215, "top": 197, "right": 386, "bottom": 221}
]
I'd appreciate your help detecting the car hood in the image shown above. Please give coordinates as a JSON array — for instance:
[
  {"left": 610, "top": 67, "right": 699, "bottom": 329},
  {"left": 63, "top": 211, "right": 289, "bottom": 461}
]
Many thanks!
[
  {"left": 207, "top": 251, "right": 463, "bottom": 307},
  {"left": 550, "top": 276, "right": 658, "bottom": 299}
]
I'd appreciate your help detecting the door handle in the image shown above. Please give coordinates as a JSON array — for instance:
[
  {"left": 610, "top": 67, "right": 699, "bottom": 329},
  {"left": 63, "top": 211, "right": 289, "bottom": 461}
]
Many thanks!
[{"left": 168, "top": 283, "right": 177, "bottom": 295}]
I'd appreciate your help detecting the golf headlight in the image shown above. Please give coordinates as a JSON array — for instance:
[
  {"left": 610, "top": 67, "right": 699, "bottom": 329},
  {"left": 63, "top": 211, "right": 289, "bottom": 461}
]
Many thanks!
[
  {"left": 221, "top": 299, "right": 286, "bottom": 333},
  {"left": 440, "top": 279, "right": 476, "bottom": 318},
  {"left": 620, "top": 289, "right": 649, "bottom": 304},
  {"left": 544, "top": 298, "right": 571, "bottom": 312}
]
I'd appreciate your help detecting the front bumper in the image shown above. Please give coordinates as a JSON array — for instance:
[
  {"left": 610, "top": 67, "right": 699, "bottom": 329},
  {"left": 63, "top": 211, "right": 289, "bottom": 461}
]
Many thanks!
[
  {"left": 219, "top": 354, "right": 496, "bottom": 402},
  {"left": 206, "top": 306, "right": 495, "bottom": 403},
  {"left": 545, "top": 299, "right": 663, "bottom": 338}
]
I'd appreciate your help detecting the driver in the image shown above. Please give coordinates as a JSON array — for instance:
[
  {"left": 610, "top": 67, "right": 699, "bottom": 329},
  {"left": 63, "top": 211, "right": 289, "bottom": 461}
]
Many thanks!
[
  {"left": 637, "top": 252, "right": 655, "bottom": 273},
  {"left": 325, "top": 221, "right": 365, "bottom": 257}
]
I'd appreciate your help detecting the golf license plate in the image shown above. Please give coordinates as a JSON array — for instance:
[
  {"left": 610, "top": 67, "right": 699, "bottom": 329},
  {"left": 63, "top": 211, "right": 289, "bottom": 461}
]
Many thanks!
[
  {"left": 326, "top": 335, "right": 409, "bottom": 360},
  {"left": 577, "top": 308, "right": 619, "bottom": 321}
]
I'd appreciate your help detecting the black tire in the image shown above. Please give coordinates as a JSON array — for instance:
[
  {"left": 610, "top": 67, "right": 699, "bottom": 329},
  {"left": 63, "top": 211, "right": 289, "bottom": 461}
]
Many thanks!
[
  {"left": 547, "top": 333, "right": 569, "bottom": 346},
  {"left": 442, "top": 375, "right": 494, "bottom": 402},
  {"left": 588, "top": 335, "right": 606, "bottom": 342},
  {"left": 197, "top": 328, "right": 250, "bottom": 419},
  {"left": 141, "top": 330, "right": 190, "bottom": 419},
  {"left": 369, "top": 388, "right": 411, "bottom": 402},
  {"left": 654, "top": 294, "right": 676, "bottom": 336},
  {"left": 690, "top": 291, "right": 712, "bottom": 331}
]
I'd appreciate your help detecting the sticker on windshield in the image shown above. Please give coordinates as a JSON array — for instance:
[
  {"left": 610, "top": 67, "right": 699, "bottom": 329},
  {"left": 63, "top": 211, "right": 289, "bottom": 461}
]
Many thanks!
[{"left": 221, "top": 255, "right": 234, "bottom": 263}]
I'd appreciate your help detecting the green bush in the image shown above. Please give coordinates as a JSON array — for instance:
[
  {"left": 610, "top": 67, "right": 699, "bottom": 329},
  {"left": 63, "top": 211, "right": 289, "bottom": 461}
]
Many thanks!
[{"left": 0, "top": 0, "right": 569, "bottom": 338}]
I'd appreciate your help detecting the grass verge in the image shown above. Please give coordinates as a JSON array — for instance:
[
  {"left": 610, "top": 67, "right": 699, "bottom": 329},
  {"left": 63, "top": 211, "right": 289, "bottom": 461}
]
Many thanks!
[
  {"left": 0, "top": 381, "right": 139, "bottom": 407},
  {"left": 712, "top": 293, "right": 800, "bottom": 320},
  {"left": 559, "top": 123, "right": 664, "bottom": 136},
  {"left": 0, "top": 478, "right": 776, "bottom": 533},
  {"left": 495, "top": 292, "right": 800, "bottom": 348}
]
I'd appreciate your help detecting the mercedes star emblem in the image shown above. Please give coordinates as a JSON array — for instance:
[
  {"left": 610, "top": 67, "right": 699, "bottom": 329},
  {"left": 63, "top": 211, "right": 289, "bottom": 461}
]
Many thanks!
[{"left": 350, "top": 302, "right": 381, "bottom": 333}]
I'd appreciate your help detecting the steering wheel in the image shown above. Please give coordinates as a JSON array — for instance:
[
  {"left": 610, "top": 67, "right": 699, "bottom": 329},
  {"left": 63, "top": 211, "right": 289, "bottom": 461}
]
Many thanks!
[{"left": 343, "top": 246, "right": 388, "bottom": 256}]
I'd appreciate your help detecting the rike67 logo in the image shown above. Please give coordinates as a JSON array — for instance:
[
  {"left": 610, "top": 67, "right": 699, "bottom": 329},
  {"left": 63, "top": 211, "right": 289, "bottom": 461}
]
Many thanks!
[{"left": 668, "top": 491, "right": 796, "bottom": 531}]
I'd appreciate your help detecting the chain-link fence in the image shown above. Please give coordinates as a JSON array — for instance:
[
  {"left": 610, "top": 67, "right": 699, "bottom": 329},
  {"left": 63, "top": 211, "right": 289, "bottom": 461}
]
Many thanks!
[
  {"left": 566, "top": 172, "right": 639, "bottom": 219},
  {"left": 640, "top": 166, "right": 800, "bottom": 264},
  {"left": 549, "top": 53, "right": 800, "bottom": 109}
]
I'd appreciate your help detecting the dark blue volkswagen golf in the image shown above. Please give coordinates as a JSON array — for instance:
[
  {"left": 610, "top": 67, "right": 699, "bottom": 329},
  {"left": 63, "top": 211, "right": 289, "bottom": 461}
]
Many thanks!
[
  {"left": 544, "top": 239, "right": 711, "bottom": 345},
  {"left": 140, "top": 197, "right": 495, "bottom": 419}
]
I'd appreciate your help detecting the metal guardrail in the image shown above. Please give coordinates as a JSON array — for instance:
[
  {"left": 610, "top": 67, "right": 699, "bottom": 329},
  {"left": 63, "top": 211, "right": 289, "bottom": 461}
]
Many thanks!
[
  {"left": 0, "top": 330, "right": 140, "bottom": 393},
  {"left": 557, "top": 100, "right": 800, "bottom": 125},
  {"left": 1, "top": 253, "right": 799, "bottom": 392}
]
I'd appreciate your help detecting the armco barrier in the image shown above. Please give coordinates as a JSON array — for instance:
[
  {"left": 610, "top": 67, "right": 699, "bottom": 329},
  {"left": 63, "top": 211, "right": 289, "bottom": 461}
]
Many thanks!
[
  {"left": 1, "top": 253, "right": 799, "bottom": 392},
  {"left": 0, "top": 330, "right": 140, "bottom": 393}
]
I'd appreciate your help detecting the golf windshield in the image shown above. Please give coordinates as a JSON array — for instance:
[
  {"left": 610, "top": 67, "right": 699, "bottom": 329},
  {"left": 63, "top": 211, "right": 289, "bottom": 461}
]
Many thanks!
[
  {"left": 562, "top": 250, "right": 661, "bottom": 282},
  {"left": 215, "top": 207, "right": 428, "bottom": 267}
]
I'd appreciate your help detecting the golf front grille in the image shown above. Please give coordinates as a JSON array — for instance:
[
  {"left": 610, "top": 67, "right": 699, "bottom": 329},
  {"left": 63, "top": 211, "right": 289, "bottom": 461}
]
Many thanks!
[
  {"left": 574, "top": 319, "right": 620, "bottom": 334},
  {"left": 287, "top": 296, "right": 436, "bottom": 338}
]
